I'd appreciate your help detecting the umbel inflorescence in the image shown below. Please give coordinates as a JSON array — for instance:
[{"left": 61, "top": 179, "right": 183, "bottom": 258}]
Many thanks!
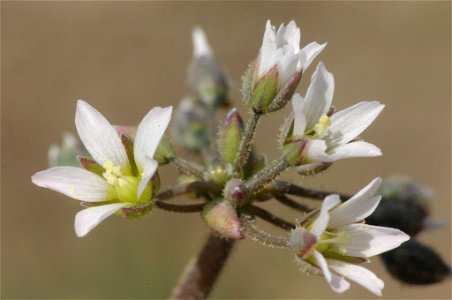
[{"left": 32, "top": 20, "right": 449, "bottom": 297}]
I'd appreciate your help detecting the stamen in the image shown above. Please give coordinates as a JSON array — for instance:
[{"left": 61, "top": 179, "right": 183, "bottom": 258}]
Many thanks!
[
  {"left": 313, "top": 114, "right": 331, "bottom": 137},
  {"left": 102, "top": 160, "right": 123, "bottom": 185}
]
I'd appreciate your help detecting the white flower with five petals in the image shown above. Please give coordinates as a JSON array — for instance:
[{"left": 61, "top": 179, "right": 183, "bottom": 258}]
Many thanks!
[
  {"left": 287, "top": 178, "right": 410, "bottom": 296},
  {"left": 32, "top": 100, "right": 172, "bottom": 237},
  {"left": 290, "top": 62, "right": 384, "bottom": 167}
]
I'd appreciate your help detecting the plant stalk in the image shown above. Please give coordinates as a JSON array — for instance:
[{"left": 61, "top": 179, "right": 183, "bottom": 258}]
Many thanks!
[{"left": 170, "top": 234, "right": 235, "bottom": 300}]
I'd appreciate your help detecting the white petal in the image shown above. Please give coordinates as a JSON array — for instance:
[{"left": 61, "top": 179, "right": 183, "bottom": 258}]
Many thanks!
[
  {"left": 275, "top": 21, "right": 300, "bottom": 52},
  {"left": 311, "top": 194, "right": 341, "bottom": 236},
  {"left": 327, "top": 101, "right": 384, "bottom": 146},
  {"left": 304, "top": 139, "right": 335, "bottom": 163},
  {"left": 192, "top": 27, "right": 213, "bottom": 57},
  {"left": 75, "top": 100, "right": 129, "bottom": 168},
  {"left": 328, "top": 178, "right": 382, "bottom": 228},
  {"left": 328, "top": 260, "right": 384, "bottom": 296},
  {"left": 314, "top": 251, "right": 350, "bottom": 293},
  {"left": 137, "top": 158, "right": 158, "bottom": 199},
  {"left": 134, "top": 106, "right": 172, "bottom": 171},
  {"left": 32, "top": 166, "right": 113, "bottom": 202},
  {"left": 299, "top": 42, "right": 327, "bottom": 71},
  {"left": 291, "top": 94, "right": 307, "bottom": 136},
  {"left": 329, "top": 141, "right": 382, "bottom": 160},
  {"left": 74, "top": 203, "right": 128, "bottom": 237},
  {"left": 302, "top": 62, "right": 334, "bottom": 131},
  {"left": 338, "top": 224, "right": 410, "bottom": 257}
]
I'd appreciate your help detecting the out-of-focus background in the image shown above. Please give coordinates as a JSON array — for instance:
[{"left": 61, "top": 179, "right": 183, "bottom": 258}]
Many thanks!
[{"left": 2, "top": 2, "right": 451, "bottom": 299}]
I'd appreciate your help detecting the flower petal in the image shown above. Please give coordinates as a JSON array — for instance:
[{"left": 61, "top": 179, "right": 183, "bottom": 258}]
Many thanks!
[
  {"left": 32, "top": 166, "right": 113, "bottom": 202},
  {"left": 329, "top": 141, "right": 382, "bottom": 160},
  {"left": 137, "top": 158, "right": 158, "bottom": 199},
  {"left": 75, "top": 100, "right": 129, "bottom": 168},
  {"left": 134, "top": 106, "right": 172, "bottom": 171},
  {"left": 299, "top": 42, "right": 327, "bottom": 71},
  {"left": 311, "top": 194, "right": 341, "bottom": 236},
  {"left": 192, "top": 27, "right": 213, "bottom": 58},
  {"left": 337, "top": 224, "right": 410, "bottom": 257},
  {"left": 291, "top": 94, "right": 307, "bottom": 136},
  {"left": 328, "top": 260, "right": 384, "bottom": 296},
  {"left": 314, "top": 251, "right": 350, "bottom": 293},
  {"left": 326, "top": 101, "right": 384, "bottom": 146},
  {"left": 328, "top": 178, "right": 382, "bottom": 228},
  {"left": 303, "top": 62, "right": 334, "bottom": 131},
  {"left": 304, "top": 139, "right": 335, "bottom": 163},
  {"left": 74, "top": 203, "right": 128, "bottom": 237}
]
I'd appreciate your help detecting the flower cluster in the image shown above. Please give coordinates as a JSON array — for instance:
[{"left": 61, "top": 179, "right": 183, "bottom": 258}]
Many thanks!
[{"left": 30, "top": 20, "right": 428, "bottom": 297}]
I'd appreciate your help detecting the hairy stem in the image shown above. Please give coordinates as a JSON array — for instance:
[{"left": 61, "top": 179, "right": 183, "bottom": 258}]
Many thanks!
[
  {"left": 240, "top": 215, "right": 289, "bottom": 249},
  {"left": 170, "top": 234, "right": 235, "bottom": 300},
  {"left": 171, "top": 156, "right": 205, "bottom": 179},
  {"left": 232, "top": 111, "right": 260, "bottom": 176},
  {"left": 246, "top": 159, "right": 290, "bottom": 196},
  {"left": 157, "top": 182, "right": 223, "bottom": 201}
]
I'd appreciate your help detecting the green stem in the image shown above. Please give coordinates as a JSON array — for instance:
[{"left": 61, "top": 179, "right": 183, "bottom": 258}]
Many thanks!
[
  {"left": 232, "top": 111, "right": 260, "bottom": 176},
  {"left": 240, "top": 215, "right": 289, "bottom": 249}
]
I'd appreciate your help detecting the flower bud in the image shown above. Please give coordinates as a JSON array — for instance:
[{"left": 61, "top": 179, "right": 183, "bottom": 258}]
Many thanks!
[
  {"left": 48, "top": 132, "right": 87, "bottom": 167},
  {"left": 188, "top": 27, "right": 229, "bottom": 111},
  {"left": 154, "top": 138, "right": 176, "bottom": 165},
  {"left": 224, "top": 179, "right": 248, "bottom": 207},
  {"left": 172, "top": 97, "right": 209, "bottom": 152},
  {"left": 218, "top": 108, "right": 243, "bottom": 164},
  {"left": 381, "top": 239, "right": 451, "bottom": 285},
  {"left": 366, "top": 177, "right": 434, "bottom": 236},
  {"left": 202, "top": 199, "right": 244, "bottom": 239}
]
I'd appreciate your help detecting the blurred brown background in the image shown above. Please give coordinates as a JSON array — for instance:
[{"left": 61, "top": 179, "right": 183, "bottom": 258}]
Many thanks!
[{"left": 2, "top": 1, "right": 451, "bottom": 299}]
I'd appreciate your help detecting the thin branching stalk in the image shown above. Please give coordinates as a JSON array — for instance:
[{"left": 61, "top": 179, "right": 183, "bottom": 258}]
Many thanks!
[
  {"left": 272, "top": 193, "right": 312, "bottom": 212},
  {"left": 273, "top": 181, "right": 351, "bottom": 201},
  {"left": 232, "top": 111, "right": 260, "bottom": 176},
  {"left": 245, "top": 205, "right": 295, "bottom": 230},
  {"left": 154, "top": 201, "right": 205, "bottom": 213},
  {"left": 170, "top": 234, "right": 235, "bottom": 300},
  {"left": 157, "top": 182, "right": 223, "bottom": 201}
]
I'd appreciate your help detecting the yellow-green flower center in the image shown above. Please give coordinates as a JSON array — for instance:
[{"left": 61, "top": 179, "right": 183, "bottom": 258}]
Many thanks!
[
  {"left": 312, "top": 114, "right": 331, "bottom": 137},
  {"left": 102, "top": 160, "right": 152, "bottom": 204}
]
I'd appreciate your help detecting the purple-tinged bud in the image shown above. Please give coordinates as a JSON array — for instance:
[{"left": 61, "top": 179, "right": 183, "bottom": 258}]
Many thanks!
[
  {"left": 202, "top": 200, "right": 244, "bottom": 239},
  {"left": 224, "top": 179, "right": 248, "bottom": 206},
  {"left": 218, "top": 108, "right": 244, "bottom": 164}
]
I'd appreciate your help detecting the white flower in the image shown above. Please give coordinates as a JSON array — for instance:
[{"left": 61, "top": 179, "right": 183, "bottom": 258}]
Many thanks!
[
  {"left": 291, "top": 62, "right": 384, "bottom": 167},
  {"left": 256, "top": 20, "right": 326, "bottom": 86},
  {"left": 287, "top": 178, "right": 410, "bottom": 296},
  {"left": 32, "top": 100, "right": 172, "bottom": 237}
]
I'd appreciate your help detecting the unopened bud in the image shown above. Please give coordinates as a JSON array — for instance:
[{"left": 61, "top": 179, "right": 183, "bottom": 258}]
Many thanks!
[
  {"left": 367, "top": 176, "right": 434, "bottom": 236},
  {"left": 154, "top": 138, "right": 176, "bottom": 165},
  {"left": 202, "top": 200, "right": 244, "bottom": 239},
  {"left": 172, "top": 98, "right": 209, "bottom": 152},
  {"left": 224, "top": 179, "right": 248, "bottom": 206},
  {"left": 218, "top": 108, "right": 243, "bottom": 164},
  {"left": 189, "top": 27, "right": 229, "bottom": 110},
  {"left": 381, "top": 239, "right": 451, "bottom": 285},
  {"left": 48, "top": 132, "right": 87, "bottom": 167}
]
